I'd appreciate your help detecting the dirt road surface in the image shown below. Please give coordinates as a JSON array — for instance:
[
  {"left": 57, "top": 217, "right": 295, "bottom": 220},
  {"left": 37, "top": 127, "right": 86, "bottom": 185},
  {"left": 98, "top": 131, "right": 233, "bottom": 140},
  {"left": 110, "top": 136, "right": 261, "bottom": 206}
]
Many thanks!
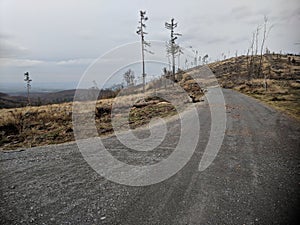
[{"left": 1, "top": 89, "right": 299, "bottom": 224}]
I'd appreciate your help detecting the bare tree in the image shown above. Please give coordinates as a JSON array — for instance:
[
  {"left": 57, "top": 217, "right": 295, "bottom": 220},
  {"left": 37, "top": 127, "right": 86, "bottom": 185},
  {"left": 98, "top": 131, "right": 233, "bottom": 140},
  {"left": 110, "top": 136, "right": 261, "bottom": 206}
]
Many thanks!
[
  {"left": 258, "top": 16, "right": 272, "bottom": 78},
  {"left": 123, "top": 69, "right": 135, "bottom": 86},
  {"left": 136, "top": 10, "right": 153, "bottom": 93},
  {"left": 24, "top": 72, "right": 32, "bottom": 105},
  {"left": 248, "top": 31, "right": 256, "bottom": 78},
  {"left": 185, "top": 58, "right": 188, "bottom": 69},
  {"left": 162, "top": 67, "right": 168, "bottom": 89},
  {"left": 246, "top": 48, "right": 251, "bottom": 80},
  {"left": 198, "top": 56, "right": 202, "bottom": 65},
  {"left": 166, "top": 41, "right": 183, "bottom": 70},
  {"left": 92, "top": 80, "right": 99, "bottom": 90},
  {"left": 177, "top": 45, "right": 184, "bottom": 70},
  {"left": 202, "top": 54, "right": 209, "bottom": 64},
  {"left": 255, "top": 26, "right": 261, "bottom": 56},
  {"left": 165, "top": 18, "right": 181, "bottom": 82},
  {"left": 235, "top": 50, "right": 239, "bottom": 73}
]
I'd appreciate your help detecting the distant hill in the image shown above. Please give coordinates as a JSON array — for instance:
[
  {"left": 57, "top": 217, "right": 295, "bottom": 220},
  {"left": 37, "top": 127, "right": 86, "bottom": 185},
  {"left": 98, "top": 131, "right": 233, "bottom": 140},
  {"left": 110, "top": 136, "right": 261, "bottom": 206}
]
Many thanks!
[
  {"left": 0, "top": 90, "right": 76, "bottom": 108},
  {"left": 0, "top": 89, "right": 117, "bottom": 109},
  {"left": 31, "top": 89, "right": 77, "bottom": 104},
  {"left": 0, "top": 93, "right": 28, "bottom": 108}
]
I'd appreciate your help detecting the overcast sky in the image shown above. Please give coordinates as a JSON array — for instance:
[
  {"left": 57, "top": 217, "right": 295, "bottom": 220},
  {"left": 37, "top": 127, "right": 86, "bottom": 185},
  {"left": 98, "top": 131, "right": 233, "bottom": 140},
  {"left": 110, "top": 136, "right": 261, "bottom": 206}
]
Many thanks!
[{"left": 0, "top": 0, "right": 299, "bottom": 90}]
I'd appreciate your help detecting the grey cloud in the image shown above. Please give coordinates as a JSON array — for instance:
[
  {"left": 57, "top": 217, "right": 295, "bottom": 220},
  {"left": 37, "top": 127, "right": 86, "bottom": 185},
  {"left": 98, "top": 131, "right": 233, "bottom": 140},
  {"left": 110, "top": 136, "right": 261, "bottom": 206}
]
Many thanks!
[
  {"left": 77, "top": 30, "right": 96, "bottom": 40},
  {"left": 205, "top": 36, "right": 229, "bottom": 45},
  {"left": 0, "top": 33, "right": 13, "bottom": 39},
  {"left": 229, "top": 36, "right": 249, "bottom": 45},
  {"left": 231, "top": 6, "right": 253, "bottom": 20},
  {"left": 276, "top": 7, "right": 300, "bottom": 23},
  {"left": 56, "top": 58, "right": 94, "bottom": 66},
  {"left": 0, "top": 58, "right": 44, "bottom": 67},
  {"left": 1, "top": 0, "right": 299, "bottom": 86},
  {"left": 0, "top": 37, "right": 29, "bottom": 58},
  {"left": 181, "top": 33, "right": 229, "bottom": 47},
  {"left": 231, "top": 5, "right": 271, "bottom": 24}
]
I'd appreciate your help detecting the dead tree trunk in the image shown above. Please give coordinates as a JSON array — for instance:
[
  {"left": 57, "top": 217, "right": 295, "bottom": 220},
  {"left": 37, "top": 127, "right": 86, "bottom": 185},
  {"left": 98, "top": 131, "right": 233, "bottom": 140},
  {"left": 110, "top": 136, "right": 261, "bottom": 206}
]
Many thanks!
[
  {"left": 249, "top": 32, "right": 255, "bottom": 80},
  {"left": 258, "top": 16, "right": 272, "bottom": 78}
]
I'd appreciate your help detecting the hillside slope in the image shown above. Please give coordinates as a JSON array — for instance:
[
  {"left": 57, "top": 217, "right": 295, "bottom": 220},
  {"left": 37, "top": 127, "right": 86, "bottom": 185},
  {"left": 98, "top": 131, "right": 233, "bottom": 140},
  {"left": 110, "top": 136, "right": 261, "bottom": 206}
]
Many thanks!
[
  {"left": 0, "top": 53, "right": 299, "bottom": 150},
  {"left": 208, "top": 54, "right": 300, "bottom": 119}
]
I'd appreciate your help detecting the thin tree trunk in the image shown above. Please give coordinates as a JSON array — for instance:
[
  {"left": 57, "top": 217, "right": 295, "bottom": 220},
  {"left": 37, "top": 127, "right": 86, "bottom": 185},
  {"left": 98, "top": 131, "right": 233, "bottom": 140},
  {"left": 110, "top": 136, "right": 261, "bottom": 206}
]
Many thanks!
[{"left": 259, "top": 16, "right": 268, "bottom": 78}]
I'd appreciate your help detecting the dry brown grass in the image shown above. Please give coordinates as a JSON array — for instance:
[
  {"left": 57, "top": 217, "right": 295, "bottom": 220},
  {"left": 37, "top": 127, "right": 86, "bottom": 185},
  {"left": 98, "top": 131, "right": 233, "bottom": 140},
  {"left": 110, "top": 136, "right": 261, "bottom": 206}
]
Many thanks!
[
  {"left": 0, "top": 103, "right": 74, "bottom": 149},
  {"left": 208, "top": 54, "right": 300, "bottom": 121},
  {"left": 0, "top": 89, "right": 188, "bottom": 150},
  {"left": 234, "top": 79, "right": 300, "bottom": 120}
]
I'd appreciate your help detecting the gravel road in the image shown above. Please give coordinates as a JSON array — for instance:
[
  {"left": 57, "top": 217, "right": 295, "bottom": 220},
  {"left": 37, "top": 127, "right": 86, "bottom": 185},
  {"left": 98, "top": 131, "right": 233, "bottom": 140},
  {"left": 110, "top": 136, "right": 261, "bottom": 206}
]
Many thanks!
[{"left": 1, "top": 89, "right": 299, "bottom": 225}]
